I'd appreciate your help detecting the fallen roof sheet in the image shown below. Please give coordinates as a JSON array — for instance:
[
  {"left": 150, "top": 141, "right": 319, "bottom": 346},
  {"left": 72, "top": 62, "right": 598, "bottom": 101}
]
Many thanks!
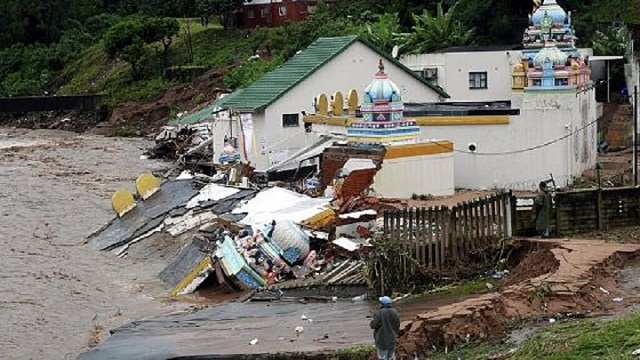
[
  {"left": 186, "top": 184, "right": 241, "bottom": 209},
  {"left": 87, "top": 180, "right": 199, "bottom": 251},
  {"left": 232, "top": 187, "right": 331, "bottom": 226},
  {"left": 159, "top": 237, "right": 213, "bottom": 291}
]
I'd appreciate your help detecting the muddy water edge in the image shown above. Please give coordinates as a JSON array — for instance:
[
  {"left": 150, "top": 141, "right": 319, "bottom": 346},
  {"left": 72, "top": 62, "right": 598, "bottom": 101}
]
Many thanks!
[{"left": 0, "top": 128, "right": 190, "bottom": 359}]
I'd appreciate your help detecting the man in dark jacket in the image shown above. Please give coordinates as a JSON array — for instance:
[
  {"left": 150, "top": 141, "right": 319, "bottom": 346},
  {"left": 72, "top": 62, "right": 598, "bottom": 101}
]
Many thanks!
[{"left": 370, "top": 296, "right": 400, "bottom": 360}]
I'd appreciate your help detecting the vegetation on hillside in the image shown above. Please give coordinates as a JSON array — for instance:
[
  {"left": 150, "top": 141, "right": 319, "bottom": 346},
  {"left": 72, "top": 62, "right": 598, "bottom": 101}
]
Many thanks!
[
  {"left": 430, "top": 312, "right": 640, "bottom": 359},
  {"left": 0, "top": 0, "right": 638, "bottom": 109}
]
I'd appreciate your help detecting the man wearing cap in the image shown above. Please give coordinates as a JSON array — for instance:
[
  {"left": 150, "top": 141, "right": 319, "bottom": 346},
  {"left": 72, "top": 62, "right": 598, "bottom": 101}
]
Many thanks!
[{"left": 370, "top": 296, "right": 400, "bottom": 360}]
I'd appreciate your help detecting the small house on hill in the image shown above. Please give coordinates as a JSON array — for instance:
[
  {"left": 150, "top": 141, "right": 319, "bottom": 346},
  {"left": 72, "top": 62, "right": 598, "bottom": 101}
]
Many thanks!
[{"left": 175, "top": 35, "right": 449, "bottom": 171}]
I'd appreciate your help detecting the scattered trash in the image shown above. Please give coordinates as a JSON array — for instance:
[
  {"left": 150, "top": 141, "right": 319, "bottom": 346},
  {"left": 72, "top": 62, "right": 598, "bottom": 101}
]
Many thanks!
[
  {"left": 295, "top": 326, "right": 304, "bottom": 336},
  {"left": 632, "top": 348, "right": 640, "bottom": 356},
  {"left": 486, "top": 282, "right": 494, "bottom": 290},
  {"left": 599, "top": 287, "right": 610, "bottom": 295},
  {"left": 351, "top": 294, "right": 367, "bottom": 302},
  {"left": 549, "top": 318, "right": 556, "bottom": 324},
  {"left": 301, "top": 314, "right": 308, "bottom": 321},
  {"left": 249, "top": 338, "right": 258, "bottom": 345},
  {"left": 613, "top": 297, "right": 624, "bottom": 303}
]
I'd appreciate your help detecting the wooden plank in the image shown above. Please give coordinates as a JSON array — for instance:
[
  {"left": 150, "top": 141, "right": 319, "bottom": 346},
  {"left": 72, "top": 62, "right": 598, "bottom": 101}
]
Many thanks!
[
  {"left": 434, "top": 207, "right": 442, "bottom": 270},
  {"left": 416, "top": 208, "right": 427, "bottom": 266},
  {"left": 501, "top": 194, "right": 509, "bottom": 239},
  {"left": 463, "top": 202, "right": 471, "bottom": 253},
  {"left": 440, "top": 207, "right": 448, "bottom": 268},
  {"left": 490, "top": 196, "right": 497, "bottom": 242},
  {"left": 409, "top": 208, "right": 416, "bottom": 261},
  {"left": 427, "top": 207, "right": 433, "bottom": 269},
  {"left": 450, "top": 206, "right": 458, "bottom": 261}
]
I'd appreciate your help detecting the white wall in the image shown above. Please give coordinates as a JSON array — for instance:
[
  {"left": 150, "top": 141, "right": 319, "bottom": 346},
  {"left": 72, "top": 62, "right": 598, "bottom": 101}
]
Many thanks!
[
  {"left": 401, "top": 51, "right": 522, "bottom": 102},
  {"left": 248, "top": 40, "right": 444, "bottom": 171},
  {"left": 374, "top": 153, "right": 455, "bottom": 197},
  {"left": 307, "top": 91, "right": 598, "bottom": 191}
]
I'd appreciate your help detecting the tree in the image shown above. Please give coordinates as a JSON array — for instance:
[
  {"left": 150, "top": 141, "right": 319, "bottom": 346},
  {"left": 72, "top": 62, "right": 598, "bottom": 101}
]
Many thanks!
[
  {"left": 142, "top": 17, "right": 180, "bottom": 68},
  {"left": 103, "top": 18, "right": 148, "bottom": 80},
  {"left": 197, "top": 0, "right": 243, "bottom": 29},
  {"left": 361, "top": 13, "right": 403, "bottom": 54},
  {"left": 398, "top": 2, "right": 474, "bottom": 55},
  {"left": 103, "top": 17, "right": 180, "bottom": 79}
]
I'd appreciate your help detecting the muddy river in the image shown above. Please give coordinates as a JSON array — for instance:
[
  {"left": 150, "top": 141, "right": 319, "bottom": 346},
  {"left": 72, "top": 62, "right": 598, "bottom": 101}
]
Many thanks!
[
  {"left": 0, "top": 128, "right": 189, "bottom": 359},
  {"left": 0, "top": 129, "right": 383, "bottom": 359}
]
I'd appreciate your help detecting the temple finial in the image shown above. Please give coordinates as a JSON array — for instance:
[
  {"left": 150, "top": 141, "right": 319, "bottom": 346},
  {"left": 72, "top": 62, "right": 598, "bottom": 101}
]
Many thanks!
[{"left": 378, "top": 59, "right": 385, "bottom": 74}]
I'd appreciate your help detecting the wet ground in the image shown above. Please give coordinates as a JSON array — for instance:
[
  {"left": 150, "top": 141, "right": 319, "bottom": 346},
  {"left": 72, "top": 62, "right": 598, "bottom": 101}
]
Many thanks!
[{"left": 0, "top": 128, "right": 189, "bottom": 359}]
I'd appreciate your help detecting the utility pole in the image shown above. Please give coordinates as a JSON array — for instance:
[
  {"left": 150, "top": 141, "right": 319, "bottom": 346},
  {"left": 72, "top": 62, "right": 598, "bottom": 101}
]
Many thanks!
[{"left": 634, "top": 86, "right": 638, "bottom": 186}]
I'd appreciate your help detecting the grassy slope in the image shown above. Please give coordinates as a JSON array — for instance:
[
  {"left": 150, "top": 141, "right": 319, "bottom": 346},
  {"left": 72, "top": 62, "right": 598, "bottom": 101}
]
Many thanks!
[
  {"left": 56, "top": 19, "right": 258, "bottom": 107},
  {"left": 429, "top": 313, "right": 640, "bottom": 359}
]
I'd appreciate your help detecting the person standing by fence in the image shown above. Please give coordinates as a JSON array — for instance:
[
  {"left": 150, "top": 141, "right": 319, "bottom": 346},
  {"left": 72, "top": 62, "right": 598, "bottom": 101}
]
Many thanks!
[
  {"left": 535, "top": 181, "right": 552, "bottom": 238},
  {"left": 370, "top": 296, "right": 400, "bottom": 360}
]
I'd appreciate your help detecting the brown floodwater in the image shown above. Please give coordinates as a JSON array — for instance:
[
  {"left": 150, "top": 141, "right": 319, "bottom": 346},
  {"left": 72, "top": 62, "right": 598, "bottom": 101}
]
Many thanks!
[{"left": 0, "top": 128, "right": 190, "bottom": 360}]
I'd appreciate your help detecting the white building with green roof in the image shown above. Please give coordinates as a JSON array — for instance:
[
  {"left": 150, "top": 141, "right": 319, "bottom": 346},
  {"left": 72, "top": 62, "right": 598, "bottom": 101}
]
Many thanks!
[{"left": 174, "top": 35, "right": 449, "bottom": 171}]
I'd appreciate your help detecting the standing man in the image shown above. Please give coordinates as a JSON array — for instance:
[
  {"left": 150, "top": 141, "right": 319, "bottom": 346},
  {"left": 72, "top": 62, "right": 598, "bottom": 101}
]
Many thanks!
[
  {"left": 370, "top": 296, "right": 400, "bottom": 360},
  {"left": 534, "top": 181, "right": 552, "bottom": 238}
]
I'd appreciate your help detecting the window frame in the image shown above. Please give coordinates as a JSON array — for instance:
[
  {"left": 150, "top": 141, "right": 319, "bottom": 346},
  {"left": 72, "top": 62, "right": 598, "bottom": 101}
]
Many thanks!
[
  {"left": 282, "top": 113, "right": 300, "bottom": 128},
  {"left": 469, "top": 71, "right": 488, "bottom": 90}
]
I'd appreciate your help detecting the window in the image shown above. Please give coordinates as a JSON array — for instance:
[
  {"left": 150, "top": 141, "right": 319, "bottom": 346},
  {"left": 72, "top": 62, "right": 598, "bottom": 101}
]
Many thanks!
[
  {"left": 555, "top": 78, "right": 568, "bottom": 87},
  {"left": 469, "top": 72, "right": 488, "bottom": 89},
  {"left": 421, "top": 67, "right": 438, "bottom": 84},
  {"left": 282, "top": 113, "right": 300, "bottom": 127},
  {"left": 260, "top": 7, "right": 270, "bottom": 18},
  {"left": 278, "top": 5, "right": 287, "bottom": 17},
  {"left": 247, "top": 9, "right": 255, "bottom": 19}
]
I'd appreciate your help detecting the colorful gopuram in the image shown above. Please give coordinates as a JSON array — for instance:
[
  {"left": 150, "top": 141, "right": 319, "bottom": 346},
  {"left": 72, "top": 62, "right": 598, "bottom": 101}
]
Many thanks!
[
  {"left": 347, "top": 60, "right": 420, "bottom": 144},
  {"left": 513, "top": 0, "right": 590, "bottom": 91}
]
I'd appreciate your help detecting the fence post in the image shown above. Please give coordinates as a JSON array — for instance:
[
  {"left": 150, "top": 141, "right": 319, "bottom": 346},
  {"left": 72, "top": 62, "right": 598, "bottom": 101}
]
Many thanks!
[
  {"left": 597, "top": 189, "right": 605, "bottom": 231},
  {"left": 450, "top": 206, "right": 458, "bottom": 261},
  {"left": 427, "top": 207, "right": 434, "bottom": 269}
]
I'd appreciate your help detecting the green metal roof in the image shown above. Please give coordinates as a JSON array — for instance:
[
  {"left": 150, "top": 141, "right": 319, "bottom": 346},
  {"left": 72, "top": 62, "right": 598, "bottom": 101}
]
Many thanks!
[{"left": 170, "top": 35, "right": 449, "bottom": 125}]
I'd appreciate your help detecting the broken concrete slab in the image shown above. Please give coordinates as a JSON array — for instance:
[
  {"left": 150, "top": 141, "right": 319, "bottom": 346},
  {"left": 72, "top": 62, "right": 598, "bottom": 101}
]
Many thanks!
[{"left": 87, "top": 180, "right": 199, "bottom": 251}]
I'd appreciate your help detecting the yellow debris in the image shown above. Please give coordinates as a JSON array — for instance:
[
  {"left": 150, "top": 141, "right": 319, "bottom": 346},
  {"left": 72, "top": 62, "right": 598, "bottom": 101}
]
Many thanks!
[
  {"left": 302, "top": 208, "right": 336, "bottom": 230},
  {"left": 136, "top": 173, "right": 161, "bottom": 200},
  {"left": 170, "top": 256, "right": 214, "bottom": 297},
  {"left": 112, "top": 189, "right": 136, "bottom": 217}
]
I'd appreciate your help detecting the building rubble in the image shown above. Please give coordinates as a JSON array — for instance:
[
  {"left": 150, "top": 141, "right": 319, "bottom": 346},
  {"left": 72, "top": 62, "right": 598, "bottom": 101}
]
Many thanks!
[{"left": 88, "top": 148, "right": 395, "bottom": 300}]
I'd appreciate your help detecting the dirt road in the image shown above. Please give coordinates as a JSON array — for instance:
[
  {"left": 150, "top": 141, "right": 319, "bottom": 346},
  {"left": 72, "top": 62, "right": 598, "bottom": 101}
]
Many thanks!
[{"left": 0, "top": 128, "right": 188, "bottom": 359}]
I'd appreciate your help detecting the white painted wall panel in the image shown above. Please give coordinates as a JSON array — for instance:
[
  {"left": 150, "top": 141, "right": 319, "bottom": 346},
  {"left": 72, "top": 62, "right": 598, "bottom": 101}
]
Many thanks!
[{"left": 373, "top": 153, "right": 455, "bottom": 197}]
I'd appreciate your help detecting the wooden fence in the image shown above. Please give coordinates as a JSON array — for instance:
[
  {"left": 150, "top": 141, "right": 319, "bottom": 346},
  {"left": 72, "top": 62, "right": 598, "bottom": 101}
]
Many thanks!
[
  {"left": 370, "top": 192, "right": 513, "bottom": 295},
  {"left": 513, "top": 186, "right": 640, "bottom": 236},
  {"left": 381, "top": 192, "right": 513, "bottom": 270}
]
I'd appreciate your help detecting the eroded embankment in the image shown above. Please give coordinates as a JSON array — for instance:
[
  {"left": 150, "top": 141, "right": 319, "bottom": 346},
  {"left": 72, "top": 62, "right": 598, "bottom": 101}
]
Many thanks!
[{"left": 396, "top": 239, "right": 640, "bottom": 358}]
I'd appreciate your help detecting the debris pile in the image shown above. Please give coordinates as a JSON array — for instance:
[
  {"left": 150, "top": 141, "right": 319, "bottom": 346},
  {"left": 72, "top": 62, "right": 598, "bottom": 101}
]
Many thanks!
[{"left": 89, "top": 164, "right": 384, "bottom": 299}]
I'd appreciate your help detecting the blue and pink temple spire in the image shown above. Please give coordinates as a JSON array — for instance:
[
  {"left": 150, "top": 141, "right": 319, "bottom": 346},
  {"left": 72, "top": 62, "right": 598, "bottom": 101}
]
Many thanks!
[{"left": 347, "top": 60, "right": 420, "bottom": 144}]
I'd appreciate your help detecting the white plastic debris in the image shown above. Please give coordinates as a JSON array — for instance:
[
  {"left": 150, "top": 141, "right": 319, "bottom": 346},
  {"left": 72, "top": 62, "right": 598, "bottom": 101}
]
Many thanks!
[
  {"left": 249, "top": 338, "right": 258, "bottom": 345},
  {"left": 139, "top": 155, "right": 149, "bottom": 160},
  {"left": 301, "top": 314, "right": 308, "bottom": 321},
  {"left": 599, "top": 287, "right": 610, "bottom": 295},
  {"left": 613, "top": 297, "right": 624, "bottom": 303},
  {"left": 295, "top": 326, "right": 304, "bottom": 336},
  {"left": 351, "top": 294, "right": 367, "bottom": 302},
  {"left": 331, "top": 296, "right": 338, "bottom": 302},
  {"left": 549, "top": 318, "right": 556, "bottom": 324},
  {"left": 632, "top": 348, "right": 640, "bottom": 356},
  {"left": 486, "top": 282, "right": 494, "bottom": 290}
]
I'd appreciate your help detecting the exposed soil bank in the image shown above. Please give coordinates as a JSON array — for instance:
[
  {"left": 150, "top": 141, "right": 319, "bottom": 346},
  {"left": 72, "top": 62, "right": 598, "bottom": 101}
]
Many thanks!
[
  {"left": 0, "top": 128, "right": 190, "bottom": 359},
  {"left": 395, "top": 238, "right": 640, "bottom": 359}
]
